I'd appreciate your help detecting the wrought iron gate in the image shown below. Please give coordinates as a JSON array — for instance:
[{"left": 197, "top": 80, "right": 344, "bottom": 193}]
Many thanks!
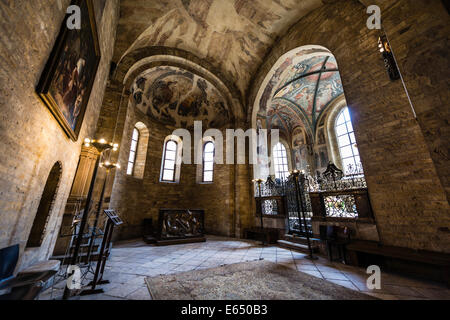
[
  {"left": 284, "top": 174, "right": 313, "bottom": 237},
  {"left": 254, "top": 174, "right": 313, "bottom": 237}
]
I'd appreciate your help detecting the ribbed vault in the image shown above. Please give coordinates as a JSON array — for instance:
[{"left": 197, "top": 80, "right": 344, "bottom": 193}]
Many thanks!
[{"left": 254, "top": 45, "right": 345, "bottom": 141}]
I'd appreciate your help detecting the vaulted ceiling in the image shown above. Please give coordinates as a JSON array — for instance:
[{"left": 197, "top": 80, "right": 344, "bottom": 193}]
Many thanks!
[
  {"left": 255, "top": 45, "right": 345, "bottom": 139},
  {"left": 131, "top": 66, "right": 231, "bottom": 129},
  {"left": 113, "top": 0, "right": 325, "bottom": 100},
  {"left": 269, "top": 54, "right": 343, "bottom": 132}
]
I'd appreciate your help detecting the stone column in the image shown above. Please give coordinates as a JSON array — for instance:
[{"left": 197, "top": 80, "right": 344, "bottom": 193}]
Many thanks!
[
  {"left": 233, "top": 120, "right": 254, "bottom": 238},
  {"left": 52, "top": 146, "right": 99, "bottom": 256}
]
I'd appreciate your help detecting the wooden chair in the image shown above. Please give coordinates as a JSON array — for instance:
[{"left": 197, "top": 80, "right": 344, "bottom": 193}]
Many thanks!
[{"left": 0, "top": 244, "right": 59, "bottom": 300}]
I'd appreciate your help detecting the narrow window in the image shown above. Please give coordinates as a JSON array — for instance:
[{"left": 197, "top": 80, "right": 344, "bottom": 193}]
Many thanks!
[
  {"left": 273, "top": 143, "right": 289, "bottom": 181},
  {"left": 161, "top": 140, "right": 178, "bottom": 182},
  {"left": 202, "top": 141, "right": 215, "bottom": 182},
  {"left": 127, "top": 127, "right": 140, "bottom": 175},
  {"left": 335, "top": 107, "right": 361, "bottom": 173}
]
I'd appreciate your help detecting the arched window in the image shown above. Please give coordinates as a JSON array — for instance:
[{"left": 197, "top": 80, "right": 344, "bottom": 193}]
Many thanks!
[
  {"left": 202, "top": 141, "right": 215, "bottom": 182},
  {"left": 273, "top": 143, "right": 289, "bottom": 181},
  {"left": 161, "top": 140, "right": 178, "bottom": 182},
  {"left": 127, "top": 127, "right": 140, "bottom": 175},
  {"left": 335, "top": 107, "right": 361, "bottom": 173}
]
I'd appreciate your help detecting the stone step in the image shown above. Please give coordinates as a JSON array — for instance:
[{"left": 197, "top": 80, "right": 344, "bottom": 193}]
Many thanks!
[
  {"left": 277, "top": 240, "right": 320, "bottom": 254},
  {"left": 143, "top": 235, "right": 157, "bottom": 244},
  {"left": 283, "top": 234, "right": 320, "bottom": 246},
  {"left": 155, "top": 237, "right": 206, "bottom": 246},
  {"left": 51, "top": 252, "right": 102, "bottom": 263}
]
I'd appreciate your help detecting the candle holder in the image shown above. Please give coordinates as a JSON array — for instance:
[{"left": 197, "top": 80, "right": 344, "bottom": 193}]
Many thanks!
[{"left": 252, "top": 178, "right": 266, "bottom": 245}]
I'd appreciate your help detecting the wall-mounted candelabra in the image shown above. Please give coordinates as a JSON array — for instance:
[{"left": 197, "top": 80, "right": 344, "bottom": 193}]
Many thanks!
[{"left": 378, "top": 35, "right": 401, "bottom": 81}]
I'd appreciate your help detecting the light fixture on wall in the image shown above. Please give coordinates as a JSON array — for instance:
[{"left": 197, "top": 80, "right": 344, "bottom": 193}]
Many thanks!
[{"left": 378, "top": 35, "right": 400, "bottom": 81}]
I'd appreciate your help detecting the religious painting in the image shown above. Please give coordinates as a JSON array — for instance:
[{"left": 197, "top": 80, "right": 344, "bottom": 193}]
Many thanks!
[
  {"left": 37, "top": 0, "right": 101, "bottom": 141},
  {"left": 256, "top": 118, "right": 267, "bottom": 158},
  {"left": 317, "top": 127, "right": 326, "bottom": 145},
  {"left": 294, "top": 146, "right": 308, "bottom": 171},
  {"left": 255, "top": 118, "right": 270, "bottom": 179},
  {"left": 292, "top": 128, "right": 305, "bottom": 149},
  {"left": 319, "top": 147, "right": 329, "bottom": 168}
]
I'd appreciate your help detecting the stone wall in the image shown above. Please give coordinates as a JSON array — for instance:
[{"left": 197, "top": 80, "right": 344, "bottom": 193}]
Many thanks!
[
  {"left": 247, "top": 0, "right": 450, "bottom": 253},
  {"left": 378, "top": 0, "right": 450, "bottom": 202},
  {"left": 108, "top": 103, "right": 240, "bottom": 240},
  {"left": 0, "top": 0, "right": 120, "bottom": 269}
]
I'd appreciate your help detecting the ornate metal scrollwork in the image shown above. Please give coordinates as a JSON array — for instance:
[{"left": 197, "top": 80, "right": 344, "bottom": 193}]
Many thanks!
[
  {"left": 262, "top": 199, "right": 278, "bottom": 215},
  {"left": 323, "top": 194, "right": 358, "bottom": 218},
  {"left": 314, "top": 162, "right": 366, "bottom": 192}
]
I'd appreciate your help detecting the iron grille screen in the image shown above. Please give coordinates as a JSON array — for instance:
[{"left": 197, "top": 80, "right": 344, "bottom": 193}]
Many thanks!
[
  {"left": 262, "top": 199, "right": 278, "bottom": 215},
  {"left": 324, "top": 194, "right": 358, "bottom": 218}
]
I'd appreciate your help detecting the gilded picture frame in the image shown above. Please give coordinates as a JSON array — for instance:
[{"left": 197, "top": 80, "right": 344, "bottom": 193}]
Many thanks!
[{"left": 36, "top": 0, "right": 101, "bottom": 141}]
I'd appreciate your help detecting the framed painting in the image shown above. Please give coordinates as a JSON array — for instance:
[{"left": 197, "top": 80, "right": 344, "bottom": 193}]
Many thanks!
[{"left": 37, "top": 0, "right": 100, "bottom": 141}]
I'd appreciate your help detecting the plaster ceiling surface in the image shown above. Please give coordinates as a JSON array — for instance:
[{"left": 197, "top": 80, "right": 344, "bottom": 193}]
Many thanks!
[
  {"left": 114, "top": 0, "right": 324, "bottom": 97},
  {"left": 131, "top": 66, "right": 231, "bottom": 129},
  {"left": 259, "top": 47, "right": 344, "bottom": 135}
]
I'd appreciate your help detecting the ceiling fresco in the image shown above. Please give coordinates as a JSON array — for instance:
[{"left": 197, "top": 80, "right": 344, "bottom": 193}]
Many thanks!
[
  {"left": 131, "top": 66, "right": 231, "bottom": 128},
  {"left": 115, "top": 0, "right": 324, "bottom": 97},
  {"left": 258, "top": 48, "right": 344, "bottom": 138},
  {"left": 266, "top": 101, "right": 307, "bottom": 133}
]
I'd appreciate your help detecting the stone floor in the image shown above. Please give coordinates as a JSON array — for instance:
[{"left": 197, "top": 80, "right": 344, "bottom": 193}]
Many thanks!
[{"left": 40, "top": 235, "right": 450, "bottom": 300}]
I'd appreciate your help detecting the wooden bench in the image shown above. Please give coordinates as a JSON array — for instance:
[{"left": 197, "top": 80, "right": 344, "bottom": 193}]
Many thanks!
[
  {"left": 244, "top": 227, "right": 280, "bottom": 244},
  {"left": 347, "top": 240, "right": 450, "bottom": 287}
]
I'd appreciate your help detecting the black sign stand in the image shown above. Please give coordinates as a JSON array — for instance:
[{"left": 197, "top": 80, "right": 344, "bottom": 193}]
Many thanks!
[{"left": 80, "top": 210, "right": 122, "bottom": 296}]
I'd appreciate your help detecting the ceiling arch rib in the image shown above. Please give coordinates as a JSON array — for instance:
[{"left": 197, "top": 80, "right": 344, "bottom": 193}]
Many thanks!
[
  {"left": 253, "top": 46, "right": 345, "bottom": 140},
  {"left": 114, "top": 0, "right": 325, "bottom": 100}
]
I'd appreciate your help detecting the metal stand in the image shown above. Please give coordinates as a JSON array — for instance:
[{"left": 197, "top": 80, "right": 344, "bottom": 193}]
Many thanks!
[
  {"left": 62, "top": 158, "right": 100, "bottom": 300},
  {"left": 86, "top": 170, "right": 109, "bottom": 262},
  {"left": 292, "top": 171, "right": 317, "bottom": 260},
  {"left": 80, "top": 210, "right": 122, "bottom": 296},
  {"left": 62, "top": 140, "right": 117, "bottom": 300},
  {"left": 254, "top": 179, "right": 266, "bottom": 246}
]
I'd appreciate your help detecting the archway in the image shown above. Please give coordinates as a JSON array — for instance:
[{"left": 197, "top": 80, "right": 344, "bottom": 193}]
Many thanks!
[
  {"left": 26, "top": 162, "right": 62, "bottom": 248},
  {"left": 252, "top": 45, "right": 360, "bottom": 178}
]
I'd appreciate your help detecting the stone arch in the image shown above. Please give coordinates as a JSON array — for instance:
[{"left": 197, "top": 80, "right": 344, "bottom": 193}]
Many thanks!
[
  {"left": 319, "top": 94, "right": 348, "bottom": 169},
  {"left": 26, "top": 162, "right": 63, "bottom": 248},
  {"left": 196, "top": 136, "right": 216, "bottom": 184},
  {"left": 251, "top": 43, "right": 348, "bottom": 175},
  {"left": 245, "top": 0, "right": 450, "bottom": 252},
  {"left": 130, "top": 122, "right": 150, "bottom": 179},
  {"left": 114, "top": 46, "right": 244, "bottom": 123},
  {"left": 268, "top": 137, "right": 293, "bottom": 180},
  {"left": 160, "top": 135, "right": 183, "bottom": 183}
]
